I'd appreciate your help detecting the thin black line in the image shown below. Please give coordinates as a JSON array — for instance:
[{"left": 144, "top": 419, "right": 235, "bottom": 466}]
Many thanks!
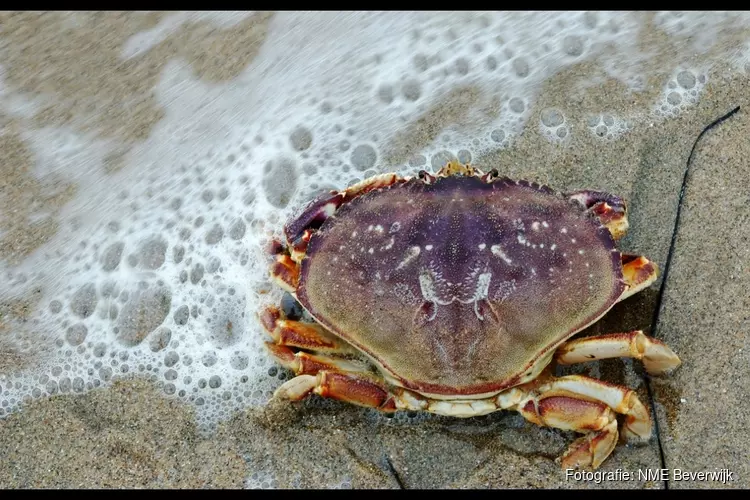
[
  {"left": 643, "top": 376, "right": 668, "bottom": 489},
  {"left": 646, "top": 105, "right": 740, "bottom": 490},
  {"left": 650, "top": 104, "right": 741, "bottom": 326},
  {"left": 384, "top": 455, "right": 406, "bottom": 489}
]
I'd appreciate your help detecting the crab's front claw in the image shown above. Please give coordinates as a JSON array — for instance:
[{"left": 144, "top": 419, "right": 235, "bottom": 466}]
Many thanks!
[
  {"left": 284, "top": 191, "right": 344, "bottom": 245},
  {"left": 619, "top": 254, "right": 659, "bottom": 301},
  {"left": 567, "top": 189, "right": 628, "bottom": 240}
]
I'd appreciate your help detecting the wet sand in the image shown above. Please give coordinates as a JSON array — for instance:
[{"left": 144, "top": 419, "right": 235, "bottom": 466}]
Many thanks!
[{"left": 1, "top": 12, "right": 749, "bottom": 489}]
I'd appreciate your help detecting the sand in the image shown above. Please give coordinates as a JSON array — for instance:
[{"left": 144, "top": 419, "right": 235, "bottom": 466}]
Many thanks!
[{"left": 1, "top": 12, "right": 749, "bottom": 489}]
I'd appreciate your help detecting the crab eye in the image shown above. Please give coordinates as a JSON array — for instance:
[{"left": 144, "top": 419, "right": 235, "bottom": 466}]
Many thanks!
[
  {"left": 489, "top": 168, "right": 499, "bottom": 179},
  {"left": 418, "top": 170, "right": 428, "bottom": 180}
]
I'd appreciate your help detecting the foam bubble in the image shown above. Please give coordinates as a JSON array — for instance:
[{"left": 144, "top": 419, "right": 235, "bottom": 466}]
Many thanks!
[
  {"left": 101, "top": 242, "right": 125, "bottom": 272},
  {"left": 402, "top": 79, "right": 422, "bottom": 101},
  {"left": 116, "top": 285, "right": 172, "bottom": 347},
  {"left": 262, "top": 158, "right": 298, "bottom": 208},
  {"left": 562, "top": 35, "right": 585, "bottom": 57},
  {"left": 289, "top": 126, "right": 313, "bottom": 151},
  {"left": 70, "top": 283, "right": 98, "bottom": 319},
  {"left": 350, "top": 144, "right": 378, "bottom": 171}
]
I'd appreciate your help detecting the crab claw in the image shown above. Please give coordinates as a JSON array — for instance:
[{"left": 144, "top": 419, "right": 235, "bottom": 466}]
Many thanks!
[
  {"left": 567, "top": 190, "right": 628, "bottom": 240},
  {"left": 284, "top": 191, "right": 344, "bottom": 244}
]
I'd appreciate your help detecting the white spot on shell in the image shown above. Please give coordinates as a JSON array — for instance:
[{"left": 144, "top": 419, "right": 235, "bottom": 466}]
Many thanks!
[
  {"left": 531, "top": 221, "right": 540, "bottom": 231},
  {"left": 368, "top": 248, "right": 374, "bottom": 254},
  {"left": 491, "top": 244, "right": 513, "bottom": 264},
  {"left": 390, "top": 222, "right": 401, "bottom": 233},
  {"left": 578, "top": 249, "right": 585, "bottom": 254},
  {"left": 396, "top": 246, "right": 421, "bottom": 270},
  {"left": 542, "top": 221, "right": 549, "bottom": 228},
  {"left": 550, "top": 244, "right": 557, "bottom": 251},
  {"left": 425, "top": 245, "right": 433, "bottom": 251},
  {"left": 478, "top": 243, "right": 487, "bottom": 250},
  {"left": 381, "top": 237, "right": 395, "bottom": 251},
  {"left": 561, "top": 227, "right": 568, "bottom": 234},
  {"left": 351, "top": 231, "right": 358, "bottom": 238},
  {"left": 375, "top": 225, "right": 384, "bottom": 234}
]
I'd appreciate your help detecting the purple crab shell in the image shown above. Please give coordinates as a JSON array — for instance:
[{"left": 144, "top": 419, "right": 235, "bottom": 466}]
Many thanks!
[{"left": 296, "top": 175, "right": 624, "bottom": 396}]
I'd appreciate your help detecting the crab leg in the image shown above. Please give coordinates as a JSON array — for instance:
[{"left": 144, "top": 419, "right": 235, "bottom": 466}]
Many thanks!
[
  {"left": 498, "top": 374, "right": 651, "bottom": 469},
  {"left": 555, "top": 330, "right": 681, "bottom": 375},
  {"left": 531, "top": 375, "right": 652, "bottom": 442},
  {"left": 260, "top": 306, "right": 350, "bottom": 353},
  {"left": 514, "top": 393, "right": 619, "bottom": 469},
  {"left": 270, "top": 254, "right": 300, "bottom": 292},
  {"left": 275, "top": 370, "right": 400, "bottom": 411},
  {"left": 567, "top": 190, "right": 629, "bottom": 240},
  {"left": 561, "top": 420, "right": 620, "bottom": 470},
  {"left": 266, "top": 343, "right": 369, "bottom": 376},
  {"left": 618, "top": 253, "right": 658, "bottom": 301},
  {"left": 494, "top": 383, "right": 621, "bottom": 469}
]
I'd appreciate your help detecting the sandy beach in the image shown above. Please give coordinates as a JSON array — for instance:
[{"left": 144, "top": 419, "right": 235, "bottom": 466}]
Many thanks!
[{"left": 1, "top": 12, "right": 749, "bottom": 488}]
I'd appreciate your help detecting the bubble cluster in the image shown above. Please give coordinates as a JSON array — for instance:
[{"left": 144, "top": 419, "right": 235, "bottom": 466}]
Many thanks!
[
  {"left": 653, "top": 68, "right": 707, "bottom": 118},
  {"left": 245, "top": 469, "right": 279, "bottom": 489},
  {"left": 539, "top": 108, "right": 570, "bottom": 143},
  {"left": 586, "top": 113, "right": 630, "bottom": 141}
]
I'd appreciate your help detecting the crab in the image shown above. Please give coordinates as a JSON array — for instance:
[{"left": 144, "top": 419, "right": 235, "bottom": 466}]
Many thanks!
[{"left": 259, "top": 161, "right": 681, "bottom": 470}]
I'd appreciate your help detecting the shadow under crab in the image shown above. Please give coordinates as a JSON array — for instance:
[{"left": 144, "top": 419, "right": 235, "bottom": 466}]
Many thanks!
[{"left": 259, "top": 161, "right": 681, "bottom": 470}]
